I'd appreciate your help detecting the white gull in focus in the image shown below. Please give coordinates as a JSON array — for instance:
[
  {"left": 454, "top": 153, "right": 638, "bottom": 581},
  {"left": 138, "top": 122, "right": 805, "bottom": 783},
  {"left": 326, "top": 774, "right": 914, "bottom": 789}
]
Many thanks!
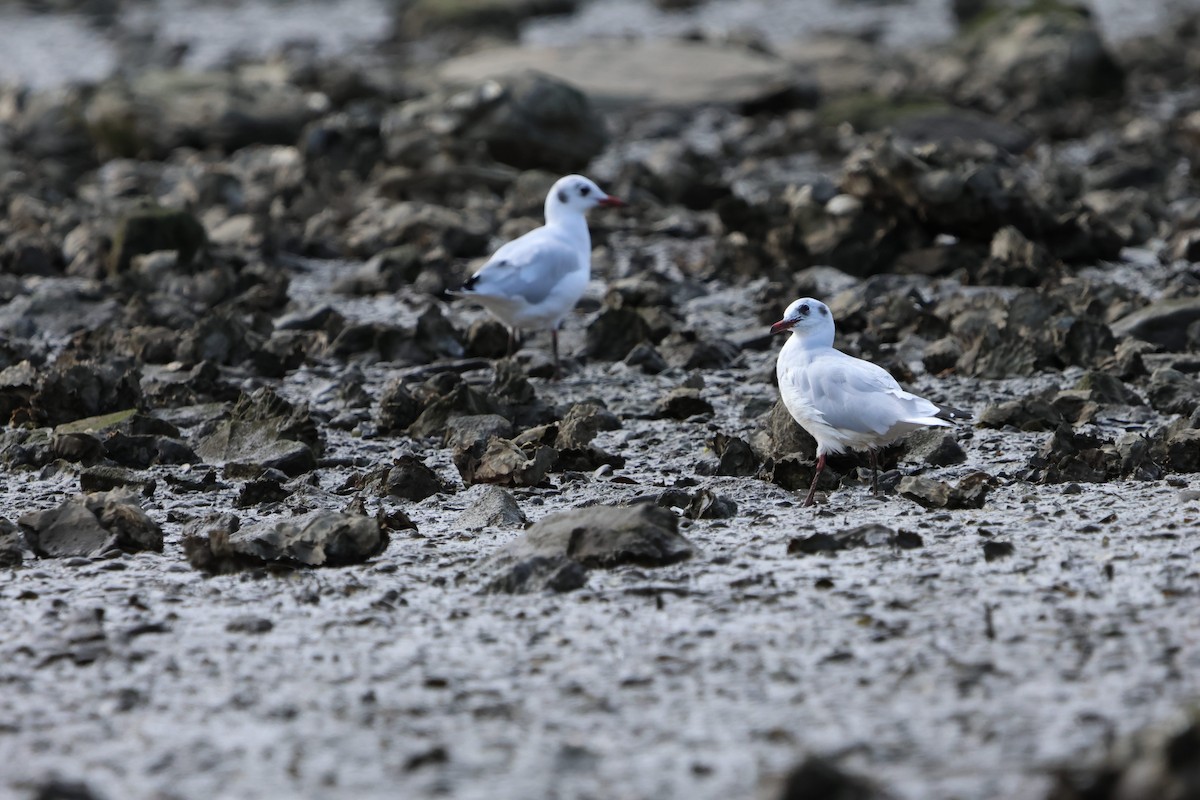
[
  {"left": 452, "top": 174, "right": 624, "bottom": 375},
  {"left": 772, "top": 297, "right": 968, "bottom": 506}
]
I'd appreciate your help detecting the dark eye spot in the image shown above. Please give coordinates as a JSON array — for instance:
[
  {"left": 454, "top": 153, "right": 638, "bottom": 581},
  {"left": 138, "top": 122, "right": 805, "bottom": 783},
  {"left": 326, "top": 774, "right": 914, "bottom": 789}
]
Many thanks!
[
  {"left": 799, "top": 303, "right": 809, "bottom": 315},
  {"left": 579, "top": 186, "right": 590, "bottom": 196},
  {"left": 557, "top": 189, "right": 568, "bottom": 204},
  {"left": 818, "top": 306, "right": 827, "bottom": 316}
]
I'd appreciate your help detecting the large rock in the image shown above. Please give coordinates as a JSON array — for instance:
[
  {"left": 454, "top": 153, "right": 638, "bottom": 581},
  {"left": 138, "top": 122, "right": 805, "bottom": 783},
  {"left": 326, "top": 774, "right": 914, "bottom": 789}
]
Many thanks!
[
  {"left": 383, "top": 72, "right": 607, "bottom": 173},
  {"left": 18, "top": 490, "right": 163, "bottom": 558},
  {"left": 454, "top": 485, "right": 528, "bottom": 529},
  {"left": 184, "top": 511, "right": 386, "bottom": 572},
  {"left": 86, "top": 68, "right": 322, "bottom": 159},
  {"left": 195, "top": 388, "right": 321, "bottom": 477},
  {"left": 1111, "top": 297, "right": 1200, "bottom": 351},
  {"left": 107, "top": 202, "right": 208, "bottom": 276},
  {"left": 476, "top": 503, "right": 693, "bottom": 593},
  {"left": 439, "top": 40, "right": 801, "bottom": 109}
]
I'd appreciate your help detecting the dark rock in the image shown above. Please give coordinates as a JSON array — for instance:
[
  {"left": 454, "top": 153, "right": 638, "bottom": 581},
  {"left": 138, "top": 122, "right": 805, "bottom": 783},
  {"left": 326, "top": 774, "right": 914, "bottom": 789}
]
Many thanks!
[
  {"left": 28, "top": 358, "right": 142, "bottom": 428},
  {"left": 465, "top": 318, "right": 511, "bottom": 359},
  {"left": 196, "top": 388, "right": 321, "bottom": 478},
  {"left": 1166, "top": 429, "right": 1200, "bottom": 473},
  {"left": 660, "top": 333, "right": 740, "bottom": 370},
  {"left": 624, "top": 343, "right": 668, "bottom": 374},
  {"left": 898, "top": 474, "right": 992, "bottom": 509},
  {"left": 1047, "top": 712, "right": 1200, "bottom": 800},
  {"left": 776, "top": 755, "right": 884, "bottom": 800},
  {"left": 383, "top": 72, "right": 607, "bottom": 173},
  {"left": 415, "top": 304, "right": 465, "bottom": 359},
  {"left": 1074, "top": 371, "right": 1143, "bottom": 406},
  {"left": 788, "top": 523, "right": 922, "bottom": 556},
  {"left": 1025, "top": 426, "right": 1115, "bottom": 484},
  {"left": 983, "top": 540, "right": 1014, "bottom": 561},
  {"left": 586, "top": 307, "right": 651, "bottom": 361},
  {"left": 234, "top": 477, "right": 292, "bottom": 508},
  {"left": 19, "top": 490, "right": 163, "bottom": 558},
  {"left": 355, "top": 456, "right": 452, "bottom": 501},
  {"left": 555, "top": 402, "right": 620, "bottom": 449},
  {"left": 1145, "top": 368, "right": 1200, "bottom": 416},
  {"left": 455, "top": 485, "right": 527, "bottom": 529},
  {"left": 397, "top": 0, "right": 578, "bottom": 37},
  {"left": 459, "top": 437, "right": 554, "bottom": 487},
  {"left": 52, "top": 432, "right": 105, "bottom": 464},
  {"left": 477, "top": 503, "right": 691, "bottom": 593},
  {"left": 683, "top": 489, "right": 737, "bottom": 520},
  {"left": 923, "top": 336, "right": 964, "bottom": 375},
  {"left": 944, "top": 1, "right": 1124, "bottom": 115},
  {"left": 901, "top": 429, "right": 967, "bottom": 466},
  {"left": 752, "top": 400, "right": 818, "bottom": 461},
  {"left": 184, "top": 511, "right": 386, "bottom": 572},
  {"left": 978, "top": 398, "right": 1064, "bottom": 431},
  {"left": 483, "top": 555, "right": 588, "bottom": 595},
  {"left": 79, "top": 466, "right": 156, "bottom": 496},
  {"left": 408, "top": 374, "right": 506, "bottom": 438},
  {"left": 108, "top": 202, "right": 208, "bottom": 276},
  {"left": 226, "top": 616, "right": 274, "bottom": 634},
  {"left": 31, "top": 778, "right": 108, "bottom": 800},
  {"left": 979, "top": 225, "right": 1060, "bottom": 286},
  {"left": 1112, "top": 297, "right": 1200, "bottom": 351},
  {"left": 378, "top": 378, "right": 423, "bottom": 434},
  {"left": 710, "top": 433, "right": 760, "bottom": 477},
  {"left": 654, "top": 387, "right": 713, "bottom": 420},
  {"left": 0, "top": 518, "right": 24, "bottom": 568}
]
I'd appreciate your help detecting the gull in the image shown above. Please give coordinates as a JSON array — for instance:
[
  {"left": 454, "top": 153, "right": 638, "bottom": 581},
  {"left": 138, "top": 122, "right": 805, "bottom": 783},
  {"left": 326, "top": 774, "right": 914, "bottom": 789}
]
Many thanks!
[
  {"left": 771, "top": 297, "right": 968, "bottom": 506},
  {"left": 452, "top": 174, "right": 624, "bottom": 375}
]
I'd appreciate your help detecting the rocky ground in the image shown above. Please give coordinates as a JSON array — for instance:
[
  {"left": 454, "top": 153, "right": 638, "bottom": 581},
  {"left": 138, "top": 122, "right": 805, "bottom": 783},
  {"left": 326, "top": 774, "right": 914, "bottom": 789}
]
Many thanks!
[{"left": 3, "top": 1, "right": 1200, "bottom": 799}]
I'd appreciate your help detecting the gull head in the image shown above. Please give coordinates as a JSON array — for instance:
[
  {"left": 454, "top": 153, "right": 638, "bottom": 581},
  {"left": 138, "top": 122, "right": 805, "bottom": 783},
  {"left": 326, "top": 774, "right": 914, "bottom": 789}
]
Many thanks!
[
  {"left": 770, "top": 297, "right": 835, "bottom": 345},
  {"left": 546, "top": 174, "right": 624, "bottom": 221}
]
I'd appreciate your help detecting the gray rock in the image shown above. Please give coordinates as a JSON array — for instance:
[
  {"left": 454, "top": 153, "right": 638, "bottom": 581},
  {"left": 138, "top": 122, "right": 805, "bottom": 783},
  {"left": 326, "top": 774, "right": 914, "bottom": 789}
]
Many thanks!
[
  {"left": 751, "top": 400, "right": 818, "bottom": 461},
  {"left": 476, "top": 503, "right": 693, "bottom": 593},
  {"left": 455, "top": 485, "right": 528, "bottom": 529},
  {"left": 107, "top": 202, "right": 207, "bottom": 276},
  {"left": 184, "top": 511, "right": 386, "bottom": 572},
  {"left": 1112, "top": 297, "right": 1200, "bottom": 351},
  {"left": 1166, "top": 429, "right": 1200, "bottom": 473},
  {"left": 438, "top": 40, "right": 798, "bottom": 109},
  {"left": 898, "top": 473, "right": 992, "bottom": 509},
  {"left": 1145, "top": 368, "right": 1200, "bottom": 416},
  {"left": 586, "top": 307, "right": 652, "bottom": 361},
  {"left": 353, "top": 456, "right": 452, "bottom": 502},
  {"left": 654, "top": 387, "right": 714, "bottom": 420},
  {"left": 79, "top": 465, "right": 157, "bottom": 496},
  {"left": 196, "top": 388, "right": 321, "bottom": 478},
  {"left": 710, "top": 433, "right": 760, "bottom": 477},
  {"left": 384, "top": 72, "right": 607, "bottom": 173},
  {"left": 19, "top": 490, "right": 163, "bottom": 558},
  {"left": 901, "top": 429, "right": 967, "bottom": 466},
  {"left": 788, "top": 524, "right": 922, "bottom": 556},
  {"left": 459, "top": 438, "right": 555, "bottom": 487},
  {"left": 555, "top": 402, "right": 620, "bottom": 450},
  {"left": 0, "top": 518, "right": 23, "bottom": 567}
]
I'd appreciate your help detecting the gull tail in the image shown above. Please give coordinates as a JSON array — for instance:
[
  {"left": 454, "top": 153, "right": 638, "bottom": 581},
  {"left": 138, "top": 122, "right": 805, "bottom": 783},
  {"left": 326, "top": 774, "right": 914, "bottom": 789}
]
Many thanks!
[
  {"left": 934, "top": 403, "right": 971, "bottom": 423},
  {"left": 448, "top": 274, "right": 479, "bottom": 297}
]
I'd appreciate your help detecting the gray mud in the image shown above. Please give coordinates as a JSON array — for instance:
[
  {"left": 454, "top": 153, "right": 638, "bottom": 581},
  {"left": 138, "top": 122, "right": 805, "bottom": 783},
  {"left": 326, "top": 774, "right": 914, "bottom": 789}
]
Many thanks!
[{"left": 2, "top": 256, "right": 1198, "bottom": 799}]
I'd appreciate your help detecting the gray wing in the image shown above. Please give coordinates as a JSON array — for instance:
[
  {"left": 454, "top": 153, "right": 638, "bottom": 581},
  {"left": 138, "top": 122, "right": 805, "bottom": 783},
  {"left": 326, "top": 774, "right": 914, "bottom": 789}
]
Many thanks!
[
  {"left": 464, "top": 230, "right": 584, "bottom": 306},
  {"left": 805, "top": 352, "right": 944, "bottom": 435}
]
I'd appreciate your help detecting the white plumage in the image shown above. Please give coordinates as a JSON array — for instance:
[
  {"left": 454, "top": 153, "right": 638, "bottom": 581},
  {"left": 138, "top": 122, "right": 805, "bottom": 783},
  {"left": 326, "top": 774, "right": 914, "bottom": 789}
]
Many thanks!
[
  {"left": 772, "top": 297, "right": 966, "bottom": 506},
  {"left": 452, "top": 174, "right": 623, "bottom": 374}
]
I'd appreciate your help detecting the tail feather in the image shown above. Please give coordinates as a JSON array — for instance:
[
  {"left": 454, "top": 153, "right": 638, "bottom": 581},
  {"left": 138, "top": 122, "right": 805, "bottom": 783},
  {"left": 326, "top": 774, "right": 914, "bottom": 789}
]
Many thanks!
[{"left": 934, "top": 403, "right": 971, "bottom": 422}]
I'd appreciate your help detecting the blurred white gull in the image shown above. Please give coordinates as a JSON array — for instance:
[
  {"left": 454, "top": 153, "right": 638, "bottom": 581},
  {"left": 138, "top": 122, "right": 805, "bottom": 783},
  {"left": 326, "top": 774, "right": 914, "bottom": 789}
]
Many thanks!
[
  {"left": 772, "top": 297, "right": 968, "bottom": 506},
  {"left": 452, "top": 174, "right": 624, "bottom": 375}
]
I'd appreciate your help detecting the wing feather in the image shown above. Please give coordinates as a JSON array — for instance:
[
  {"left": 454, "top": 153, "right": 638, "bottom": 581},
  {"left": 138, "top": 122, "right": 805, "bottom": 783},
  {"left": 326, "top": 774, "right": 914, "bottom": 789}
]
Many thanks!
[{"left": 466, "top": 230, "right": 583, "bottom": 306}]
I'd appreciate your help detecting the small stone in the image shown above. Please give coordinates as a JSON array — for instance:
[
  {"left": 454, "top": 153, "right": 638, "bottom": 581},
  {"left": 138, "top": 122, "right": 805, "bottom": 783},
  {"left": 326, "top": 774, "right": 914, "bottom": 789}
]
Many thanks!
[
  {"left": 788, "top": 523, "right": 919, "bottom": 556},
  {"left": 226, "top": 616, "right": 273, "bottom": 634},
  {"left": 454, "top": 485, "right": 527, "bottom": 529},
  {"left": 654, "top": 387, "right": 713, "bottom": 420},
  {"left": 983, "top": 541, "right": 1015, "bottom": 561},
  {"left": 901, "top": 429, "right": 967, "bottom": 466}
]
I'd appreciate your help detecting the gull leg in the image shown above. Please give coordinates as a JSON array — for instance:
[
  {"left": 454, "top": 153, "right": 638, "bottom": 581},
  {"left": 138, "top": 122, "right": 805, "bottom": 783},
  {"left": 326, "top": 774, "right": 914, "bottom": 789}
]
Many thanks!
[
  {"left": 507, "top": 328, "right": 519, "bottom": 357},
  {"left": 869, "top": 448, "right": 879, "bottom": 495},
  {"left": 551, "top": 328, "right": 562, "bottom": 379},
  {"left": 803, "top": 453, "right": 826, "bottom": 507}
]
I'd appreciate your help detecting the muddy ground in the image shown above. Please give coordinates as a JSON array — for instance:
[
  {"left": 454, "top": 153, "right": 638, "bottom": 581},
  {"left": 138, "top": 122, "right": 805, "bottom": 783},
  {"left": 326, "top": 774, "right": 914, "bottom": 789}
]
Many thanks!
[{"left": 3, "top": 1, "right": 1200, "bottom": 799}]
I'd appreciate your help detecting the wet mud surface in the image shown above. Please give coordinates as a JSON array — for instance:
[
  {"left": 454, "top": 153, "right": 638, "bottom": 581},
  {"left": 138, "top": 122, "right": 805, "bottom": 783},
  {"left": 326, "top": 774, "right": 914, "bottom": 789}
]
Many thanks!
[{"left": 3, "top": 1, "right": 1200, "bottom": 798}]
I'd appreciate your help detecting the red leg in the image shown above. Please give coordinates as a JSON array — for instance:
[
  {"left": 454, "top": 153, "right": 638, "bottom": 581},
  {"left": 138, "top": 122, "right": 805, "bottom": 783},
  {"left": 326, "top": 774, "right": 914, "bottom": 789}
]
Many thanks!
[{"left": 803, "top": 453, "right": 826, "bottom": 507}]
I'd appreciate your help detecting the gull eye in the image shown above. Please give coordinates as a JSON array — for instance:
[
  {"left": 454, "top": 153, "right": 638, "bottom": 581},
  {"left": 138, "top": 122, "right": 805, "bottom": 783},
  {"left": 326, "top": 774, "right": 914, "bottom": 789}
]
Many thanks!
[
  {"left": 798, "top": 303, "right": 810, "bottom": 315},
  {"left": 579, "top": 186, "right": 590, "bottom": 196}
]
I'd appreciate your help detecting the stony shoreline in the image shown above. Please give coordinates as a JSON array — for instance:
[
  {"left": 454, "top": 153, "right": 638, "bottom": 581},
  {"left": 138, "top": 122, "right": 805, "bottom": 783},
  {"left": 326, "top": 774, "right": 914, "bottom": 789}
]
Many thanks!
[{"left": 2, "top": 2, "right": 1200, "bottom": 798}]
